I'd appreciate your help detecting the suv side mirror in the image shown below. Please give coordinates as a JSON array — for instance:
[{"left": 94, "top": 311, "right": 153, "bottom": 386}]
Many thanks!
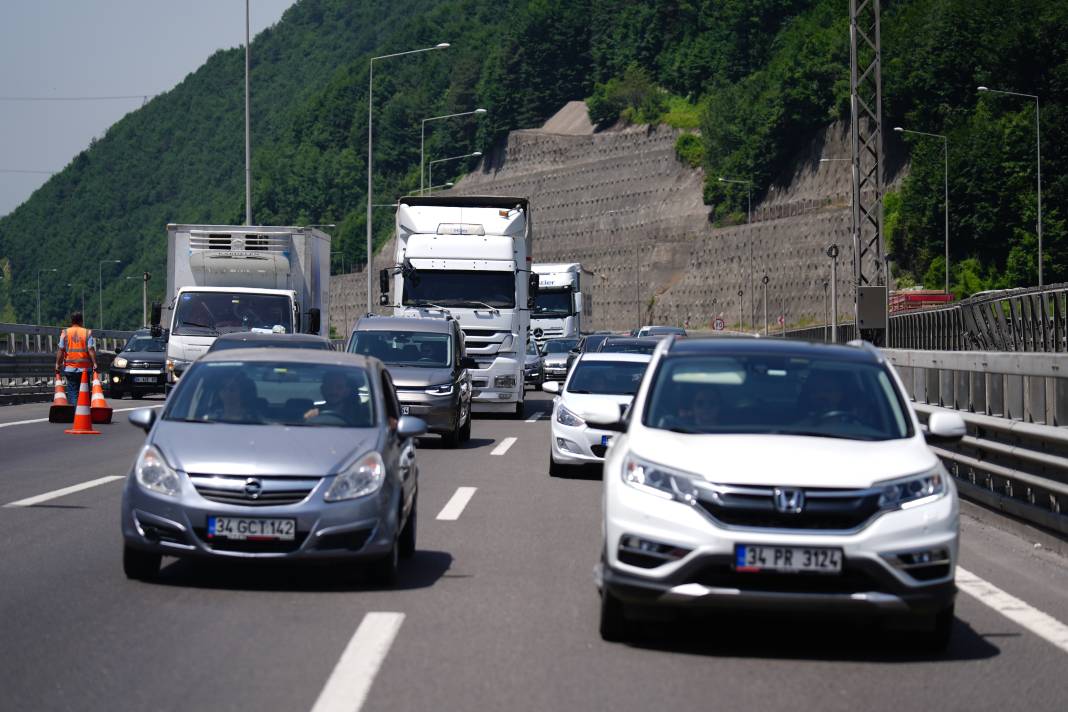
[
  {"left": 150, "top": 302, "right": 162, "bottom": 336},
  {"left": 307, "top": 307, "right": 321, "bottom": 335},
  {"left": 527, "top": 272, "right": 540, "bottom": 309},
  {"left": 925, "top": 412, "right": 966, "bottom": 444},
  {"left": 460, "top": 356, "right": 478, "bottom": 370}
]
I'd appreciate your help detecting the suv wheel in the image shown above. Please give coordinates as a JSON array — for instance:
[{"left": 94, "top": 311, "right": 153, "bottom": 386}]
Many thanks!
[
  {"left": 917, "top": 604, "right": 954, "bottom": 652},
  {"left": 458, "top": 408, "right": 472, "bottom": 442},
  {"left": 399, "top": 498, "right": 417, "bottom": 559},
  {"left": 367, "top": 542, "right": 399, "bottom": 587},
  {"left": 599, "top": 587, "right": 629, "bottom": 642},
  {"left": 509, "top": 398, "right": 525, "bottom": 420},
  {"left": 123, "top": 546, "right": 160, "bottom": 581}
]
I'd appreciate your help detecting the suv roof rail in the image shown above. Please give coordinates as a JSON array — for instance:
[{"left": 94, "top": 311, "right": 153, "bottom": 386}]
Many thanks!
[{"left": 846, "top": 338, "right": 885, "bottom": 361}]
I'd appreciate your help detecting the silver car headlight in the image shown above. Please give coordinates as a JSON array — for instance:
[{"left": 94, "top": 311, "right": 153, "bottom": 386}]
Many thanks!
[
  {"left": 324, "top": 452, "right": 385, "bottom": 502},
  {"left": 622, "top": 453, "right": 701, "bottom": 504},
  {"left": 425, "top": 382, "right": 454, "bottom": 396},
  {"left": 113, "top": 356, "right": 129, "bottom": 369},
  {"left": 556, "top": 404, "right": 585, "bottom": 427},
  {"left": 135, "top": 445, "right": 181, "bottom": 497},
  {"left": 877, "top": 469, "right": 946, "bottom": 510}
]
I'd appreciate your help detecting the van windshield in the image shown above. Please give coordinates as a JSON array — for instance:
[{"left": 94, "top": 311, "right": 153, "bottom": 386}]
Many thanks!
[{"left": 173, "top": 292, "right": 293, "bottom": 336}]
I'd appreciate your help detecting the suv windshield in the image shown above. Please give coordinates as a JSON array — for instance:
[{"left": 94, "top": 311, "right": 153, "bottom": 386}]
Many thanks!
[
  {"left": 165, "top": 361, "right": 374, "bottom": 428},
  {"left": 173, "top": 292, "right": 293, "bottom": 336},
  {"left": 122, "top": 336, "right": 166, "bottom": 353},
  {"left": 348, "top": 330, "right": 452, "bottom": 368},
  {"left": 543, "top": 338, "right": 579, "bottom": 354},
  {"left": 643, "top": 355, "right": 911, "bottom": 441},
  {"left": 532, "top": 289, "right": 572, "bottom": 318},
  {"left": 567, "top": 360, "right": 647, "bottom": 395},
  {"left": 402, "top": 270, "right": 515, "bottom": 308}
]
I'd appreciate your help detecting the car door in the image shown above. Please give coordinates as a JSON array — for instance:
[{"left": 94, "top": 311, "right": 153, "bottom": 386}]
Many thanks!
[{"left": 381, "top": 369, "right": 417, "bottom": 514}]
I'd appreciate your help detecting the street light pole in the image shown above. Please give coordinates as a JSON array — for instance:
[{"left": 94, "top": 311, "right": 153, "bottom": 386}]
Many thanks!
[
  {"left": 428, "top": 151, "right": 482, "bottom": 194},
  {"left": 245, "top": 0, "right": 252, "bottom": 225},
  {"left": 367, "top": 43, "right": 449, "bottom": 316},
  {"left": 99, "top": 259, "right": 120, "bottom": 330},
  {"left": 421, "top": 108, "right": 487, "bottom": 195},
  {"left": 762, "top": 274, "right": 769, "bottom": 335},
  {"left": 719, "top": 176, "right": 753, "bottom": 329},
  {"left": 894, "top": 127, "right": 949, "bottom": 293},
  {"left": 978, "top": 86, "right": 1042, "bottom": 285},
  {"left": 827, "top": 245, "right": 839, "bottom": 343}
]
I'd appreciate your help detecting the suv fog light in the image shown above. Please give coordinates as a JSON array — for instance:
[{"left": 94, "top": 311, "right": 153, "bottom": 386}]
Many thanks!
[
  {"left": 494, "top": 375, "right": 516, "bottom": 389},
  {"left": 886, "top": 548, "right": 952, "bottom": 581},
  {"left": 618, "top": 534, "right": 691, "bottom": 568},
  {"left": 112, "top": 376, "right": 120, "bottom": 383}
]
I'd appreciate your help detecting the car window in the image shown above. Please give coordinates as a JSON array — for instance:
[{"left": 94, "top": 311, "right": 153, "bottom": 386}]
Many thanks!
[
  {"left": 599, "top": 339, "right": 658, "bottom": 354},
  {"left": 348, "top": 330, "right": 452, "bottom": 367},
  {"left": 165, "top": 361, "right": 375, "bottom": 428},
  {"left": 567, "top": 360, "right": 647, "bottom": 396},
  {"left": 642, "top": 355, "right": 912, "bottom": 441},
  {"left": 543, "top": 338, "right": 579, "bottom": 354}
]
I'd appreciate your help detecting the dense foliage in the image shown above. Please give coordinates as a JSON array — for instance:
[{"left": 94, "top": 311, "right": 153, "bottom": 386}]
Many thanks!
[{"left": 1, "top": 0, "right": 1065, "bottom": 328}]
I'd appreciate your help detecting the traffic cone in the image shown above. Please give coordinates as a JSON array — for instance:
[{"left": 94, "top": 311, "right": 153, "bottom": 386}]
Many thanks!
[
  {"left": 48, "top": 373, "right": 75, "bottom": 424},
  {"left": 90, "top": 371, "right": 113, "bottom": 425},
  {"left": 65, "top": 370, "right": 101, "bottom": 435}
]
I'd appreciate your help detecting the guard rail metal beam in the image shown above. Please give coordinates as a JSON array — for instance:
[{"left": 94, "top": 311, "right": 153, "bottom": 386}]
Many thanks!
[
  {"left": 0, "top": 351, "right": 119, "bottom": 404},
  {"left": 0, "top": 322, "right": 134, "bottom": 354}
]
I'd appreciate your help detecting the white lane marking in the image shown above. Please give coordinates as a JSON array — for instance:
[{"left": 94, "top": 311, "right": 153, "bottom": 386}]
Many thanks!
[
  {"left": 4, "top": 475, "right": 125, "bottom": 508},
  {"left": 525, "top": 411, "right": 542, "bottom": 422},
  {"left": 958, "top": 566, "right": 1068, "bottom": 654},
  {"left": 436, "top": 486, "right": 477, "bottom": 521},
  {"left": 491, "top": 436, "right": 517, "bottom": 456},
  {"left": 0, "top": 404, "right": 162, "bottom": 430},
  {"left": 310, "top": 612, "right": 405, "bottom": 712}
]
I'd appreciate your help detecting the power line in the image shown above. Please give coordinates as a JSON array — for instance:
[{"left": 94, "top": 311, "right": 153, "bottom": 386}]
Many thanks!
[
  {"left": 0, "top": 95, "right": 148, "bottom": 102},
  {"left": 0, "top": 169, "right": 56, "bottom": 175}
]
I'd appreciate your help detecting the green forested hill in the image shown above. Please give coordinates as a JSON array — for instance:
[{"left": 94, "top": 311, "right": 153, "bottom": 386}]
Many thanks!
[{"left": 0, "top": 0, "right": 1064, "bottom": 328}]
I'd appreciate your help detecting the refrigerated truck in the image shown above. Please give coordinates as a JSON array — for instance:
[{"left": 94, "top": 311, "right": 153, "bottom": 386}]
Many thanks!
[
  {"left": 530, "top": 262, "right": 591, "bottom": 344},
  {"left": 160, "top": 224, "right": 330, "bottom": 387},
  {"left": 380, "top": 196, "right": 536, "bottom": 418}
]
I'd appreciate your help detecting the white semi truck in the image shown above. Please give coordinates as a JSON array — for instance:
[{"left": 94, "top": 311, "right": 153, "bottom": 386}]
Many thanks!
[
  {"left": 159, "top": 224, "right": 330, "bottom": 388},
  {"left": 380, "top": 196, "right": 536, "bottom": 418},
  {"left": 530, "top": 262, "right": 591, "bottom": 344}
]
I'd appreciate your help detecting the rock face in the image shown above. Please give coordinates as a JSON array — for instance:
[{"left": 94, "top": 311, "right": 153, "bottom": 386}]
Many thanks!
[{"left": 330, "top": 103, "right": 880, "bottom": 335}]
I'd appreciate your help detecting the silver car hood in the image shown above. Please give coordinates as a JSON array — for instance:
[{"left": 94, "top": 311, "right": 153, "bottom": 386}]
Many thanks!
[
  {"left": 385, "top": 366, "right": 453, "bottom": 389},
  {"left": 543, "top": 354, "right": 569, "bottom": 367},
  {"left": 152, "top": 422, "right": 379, "bottom": 477}
]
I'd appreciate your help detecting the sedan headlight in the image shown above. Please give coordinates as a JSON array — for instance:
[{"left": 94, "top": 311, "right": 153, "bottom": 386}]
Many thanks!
[
  {"left": 622, "top": 453, "right": 701, "bottom": 504},
  {"left": 555, "top": 404, "right": 585, "bottom": 427},
  {"left": 324, "top": 452, "right": 385, "bottom": 502},
  {"left": 877, "top": 469, "right": 946, "bottom": 510},
  {"left": 425, "top": 382, "right": 454, "bottom": 396},
  {"left": 113, "top": 356, "right": 129, "bottom": 369},
  {"left": 135, "top": 445, "right": 181, "bottom": 497}
]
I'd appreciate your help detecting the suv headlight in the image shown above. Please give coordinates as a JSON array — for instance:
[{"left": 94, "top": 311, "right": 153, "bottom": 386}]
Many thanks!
[
  {"left": 324, "top": 452, "right": 385, "bottom": 502},
  {"left": 135, "top": 445, "right": 181, "bottom": 497},
  {"left": 113, "top": 356, "right": 129, "bottom": 369},
  {"left": 556, "top": 404, "right": 585, "bottom": 427},
  {"left": 425, "top": 382, "right": 454, "bottom": 396},
  {"left": 622, "top": 453, "right": 701, "bottom": 504},
  {"left": 877, "top": 469, "right": 946, "bottom": 510}
]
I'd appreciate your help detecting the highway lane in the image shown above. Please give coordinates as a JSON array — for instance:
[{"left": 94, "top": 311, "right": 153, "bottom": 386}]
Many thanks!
[{"left": 1, "top": 393, "right": 1067, "bottom": 711}]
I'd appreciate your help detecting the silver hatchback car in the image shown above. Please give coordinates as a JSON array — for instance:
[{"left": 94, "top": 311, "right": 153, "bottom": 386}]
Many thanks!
[{"left": 120, "top": 348, "right": 425, "bottom": 584}]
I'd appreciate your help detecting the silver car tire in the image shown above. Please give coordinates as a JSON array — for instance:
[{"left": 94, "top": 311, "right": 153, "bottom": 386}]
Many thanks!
[{"left": 123, "top": 546, "right": 161, "bottom": 581}]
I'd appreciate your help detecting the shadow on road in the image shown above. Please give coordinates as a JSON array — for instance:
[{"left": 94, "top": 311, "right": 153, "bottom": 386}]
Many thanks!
[
  {"left": 622, "top": 610, "right": 1000, "bottom": 663},
  {"left": 151, "top": 549, "right": 454, "bottom": 593},
  {"left": 416, "top": 436, "right": 495, "bottom": 450},
  {"left": 550, "top": 463, "right": 603, "bottom": 481}
]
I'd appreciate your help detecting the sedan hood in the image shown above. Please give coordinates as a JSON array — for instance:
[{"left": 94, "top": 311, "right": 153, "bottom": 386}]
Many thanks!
[
  {"left": 385, "top": 366, "right": 453, "bottom": 389},
  {"left": 152, "top": 422, "right": 378, "bottom": 476},
  {"left": 628, "top": 429, "right": 937, "bottom": 489}
]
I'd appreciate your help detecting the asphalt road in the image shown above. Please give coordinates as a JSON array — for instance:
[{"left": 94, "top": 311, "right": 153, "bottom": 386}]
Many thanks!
[{"left": 1, "top": 392, "right": 1067, "bottom": 711}]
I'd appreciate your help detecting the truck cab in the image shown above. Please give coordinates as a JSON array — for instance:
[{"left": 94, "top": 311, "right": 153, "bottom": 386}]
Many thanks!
[{"left": 531, "top": 262, "right": 590, "bottom": 345}]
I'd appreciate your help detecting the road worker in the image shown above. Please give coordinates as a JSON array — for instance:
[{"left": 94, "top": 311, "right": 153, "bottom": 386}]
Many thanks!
[{"left": 55, "top": 311, "right": 98, "bottom": 404}]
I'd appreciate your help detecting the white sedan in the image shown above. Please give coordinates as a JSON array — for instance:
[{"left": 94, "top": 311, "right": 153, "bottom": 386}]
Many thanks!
[{"left": 542, "top": 353, "right": 651, "bottom": 475}]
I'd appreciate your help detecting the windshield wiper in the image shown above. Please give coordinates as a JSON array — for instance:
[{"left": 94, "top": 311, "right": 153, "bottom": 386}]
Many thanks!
[
  {"left": 457, "top": 300, "right": 501, "bottom": 312},
  {"left": 769, "top": 429, "right": 867, "bottom": 440},
  {"left": 411, "top": 301, "right": 451, "bottom": 311},
  {"left": 178, "top": 320, "right": 219, "bottom": 334}
]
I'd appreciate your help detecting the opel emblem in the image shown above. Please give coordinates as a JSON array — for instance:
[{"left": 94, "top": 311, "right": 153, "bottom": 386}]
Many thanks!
[
  {"left": 244, "top": 478, "right": 263, "bottom": 499},
  {"left": 773, "top": 487, "right": 804, "bottom": 514}
]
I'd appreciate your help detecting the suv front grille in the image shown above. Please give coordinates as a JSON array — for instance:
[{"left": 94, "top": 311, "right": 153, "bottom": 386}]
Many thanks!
[
  {"left": 688, "top": 562, "right": 885, "bottom": 594},
  {"left": 695, "top": 485, "right": 882, "bottom": 531},
  {"left": 190, "top": 474, "right": 321, "bottom": 507}
]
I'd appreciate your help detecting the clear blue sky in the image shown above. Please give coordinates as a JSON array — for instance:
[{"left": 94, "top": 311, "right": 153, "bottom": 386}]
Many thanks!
[{"left": 0, "top": 0, "right": 295, "bottom": 217}]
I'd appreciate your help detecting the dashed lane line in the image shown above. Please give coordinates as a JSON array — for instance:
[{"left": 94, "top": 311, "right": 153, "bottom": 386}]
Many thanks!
[
  {"left": 436, "top": 486, "right": 477, "bottom": 521},
  {"left": 310, "top": 612, "right": 405, "bottom": 712},
  {"left": 525, "top": 411, "right": 543, "bottom": 422},
  {"left": 0, "top": 404, "right": 163, "bottom": 430},
  {"left": 3, "top": 475, "right": 125, "bottom": 507},
  {"left": 958, "top": 566, "right": 1068, "bottom": 654},
  {"left": 491, "top": 436, "right": 517, "bottom": 456}
]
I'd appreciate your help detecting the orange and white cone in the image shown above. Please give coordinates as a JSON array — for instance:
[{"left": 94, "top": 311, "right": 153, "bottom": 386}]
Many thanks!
[
  {"left": 48, "top": 373, "right": 75, "bottom": 424},
  {"left": 65, "top": 370, "right": 100, "bottom": 435},
  {"left": 90, "top": 371, "right": 113, "bottom": 425}
]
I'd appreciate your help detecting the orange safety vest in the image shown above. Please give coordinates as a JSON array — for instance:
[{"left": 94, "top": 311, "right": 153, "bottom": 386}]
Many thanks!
[{"left": 63, "top": 326, "right": 93, "bottom": 369}]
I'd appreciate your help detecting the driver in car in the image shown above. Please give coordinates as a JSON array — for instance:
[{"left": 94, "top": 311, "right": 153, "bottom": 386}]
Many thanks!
[{"left": 303, "top": 371, "right": 364, "bottom": 425}]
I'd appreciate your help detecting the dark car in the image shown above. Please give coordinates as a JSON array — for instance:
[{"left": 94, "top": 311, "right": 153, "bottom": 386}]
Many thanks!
[
  {"left": 206, "top": 332, "right": 334, "bottom": 353},
  {"left": 596, "top": 336, "right": 664, "bottom": 355},
  {"left": 565, "top": 332, "right": 612, "bottom": 373},
  {"left": 524, "top": 340, "right": 545, "bottom": 389},
  {"left": 108, "top": 329, "right": 168, "bottom": 399}
]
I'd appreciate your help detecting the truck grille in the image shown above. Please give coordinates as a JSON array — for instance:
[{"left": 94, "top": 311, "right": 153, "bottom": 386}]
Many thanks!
[
  {"left": 190, "top": 474, "right": 321, "bottom": 507},
  {"left": 695, "top": 485, "right": 883, "bottom": 531},
  {"left": 189, "top": 233, "right": 290, "bottom": 253}
]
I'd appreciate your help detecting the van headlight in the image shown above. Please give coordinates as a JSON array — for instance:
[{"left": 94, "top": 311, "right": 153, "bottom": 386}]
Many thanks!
[
  {"left": 622, "top": 453, "right": 701, "bottom": 504},
  {"left": 425, "top": 383, "right": 454, "bottom": 396},
  {"left": 877, "top": 469, "right": 946, "bottom": 510},
  {"left": 324, "top": 452, "right": 385, "bottom": 502},
  {"left": 135, "top": 445, "right": 181, "bottom": 497}
]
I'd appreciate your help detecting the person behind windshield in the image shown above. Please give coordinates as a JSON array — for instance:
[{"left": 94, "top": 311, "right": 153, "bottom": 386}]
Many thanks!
[
  {"left": 800, "top": 369, "right": 854, "bottom": 421},
  {"left": 304, "top": 371, "right": 366, "bottom": 425},
  {"left": 207, "top": 373, "right": 260, "bottom": 423},
  {"left": 689, "top": 388, "right": 721, "bottom": 429}
]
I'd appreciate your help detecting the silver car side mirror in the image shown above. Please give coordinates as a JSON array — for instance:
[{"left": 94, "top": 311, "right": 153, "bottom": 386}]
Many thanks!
[
  {"left": 128, "top": 408, "right": 157, "bottom": 433},
  {"left": 396, "top": 416, "right": 427, "bottom": 439}
]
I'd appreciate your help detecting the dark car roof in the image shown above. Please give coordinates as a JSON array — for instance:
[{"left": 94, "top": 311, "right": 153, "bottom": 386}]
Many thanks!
[
  {"left": 666, "top": 337, "right": 882, "bottom": 363},
  {"left": 207, "top": 332, "right": 332, "bottom": 351},
  {"left": 352, "top": 316, "right": 455, "bottom": 335},
  {"left": 598, "top": 336, "right": 662, "bottom": 350}
]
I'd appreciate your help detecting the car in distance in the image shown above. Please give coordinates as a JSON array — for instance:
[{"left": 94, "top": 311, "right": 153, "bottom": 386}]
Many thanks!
[
  {"left": 348, "top": 316, "right": 474, "bottom": 448},
  {"left": 524, "top": 339, "right": 545, "bottom": 389},
  {"left": 121, "top": 348, "right": 426, "bottom": 584},
  {"left": 565, "top": 332, "right": 612, "bottom": 373},
  {"left": 637, "top": 325, "right": 687, "bottom": 337},
  {"left": 591, "top": 337, "right": 965, "bottom": 649},
  {"left": 542, "top": 352, "right": 651, "bottom": 476},
  {"left": 596, "top": 336, "right": 663, "bottom": 355},
  {"left": 206, "top": 332, "right": 334, "bottom": 353},
  {"left": 541, "top": 336, "right": 581, "bottom": 382},
  {"left": 108, "top": 328, "right": 168, "bottom": 399}
]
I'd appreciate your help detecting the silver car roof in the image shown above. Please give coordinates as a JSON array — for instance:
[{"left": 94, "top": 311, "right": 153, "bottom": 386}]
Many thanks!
[
  {"left": 352, "top": 316, "right": 455, "bottom": 335},
  {"left": 199, "top": 347, "right": 375, "bottom": 368}
]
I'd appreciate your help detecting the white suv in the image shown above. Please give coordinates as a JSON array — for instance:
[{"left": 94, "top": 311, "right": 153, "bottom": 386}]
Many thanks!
[{"left": 590, "top": 337, "right": 966, "bottom": 649}]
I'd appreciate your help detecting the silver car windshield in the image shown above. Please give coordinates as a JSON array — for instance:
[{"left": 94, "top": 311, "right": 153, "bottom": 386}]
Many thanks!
[
  {"left": 165, "top": 361, "right": 375, "bottom": 428},
  {"left": 643, "top": 355, "right": 911, "bottom": 441},
  {"left": 348, "top": 331, "right": 452, "bottom": 368}
]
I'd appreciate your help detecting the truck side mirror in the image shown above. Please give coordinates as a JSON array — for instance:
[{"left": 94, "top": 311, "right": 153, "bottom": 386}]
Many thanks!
[
  {"left": 527, "top": 273, "right": 539, "bottom": 309},
  {"left": 379, "top": 268, "right": 390, "bottom": 295},
  {"left": 150, "top": 302, "right": 163, "bottom": 337},
  {"left": 307, "top": 308, "right": 321, "bottom": 335},
  {"left": 379, "top": 294, "right": 390, "bottom": 306}
]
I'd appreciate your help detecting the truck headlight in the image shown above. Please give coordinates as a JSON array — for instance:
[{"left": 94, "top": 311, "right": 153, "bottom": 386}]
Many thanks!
[
  {"left": 135, "top": 445, "right": 181, "bottom": 497},
  {"left": 425, "top": 383, "right": 454, "bottom": 396},
  {"left": 622, "top": 453, "right": 701, "bottom": 504},
  {"left": 113, "top": 357, "right": 129, "bottom": 369},
  {"left": 324, "top": 452, "right": 385, "bottom": 502},
  {"left": 877, "top": 469, "right": 946, "bottom": 510},
  {"left": 494, "top": 375, "right": 516, "bottom": 389},
  {"left": 555, "top": 404, "right": 584, "bottom": 427}
]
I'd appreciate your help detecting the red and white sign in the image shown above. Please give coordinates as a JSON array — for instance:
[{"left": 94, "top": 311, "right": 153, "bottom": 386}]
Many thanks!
[
  {"left": 777, "top": 314, "right": 785, "bottom": 326},
  {"left": 712, "top": 318, "right": 726, "bottom": 331}
]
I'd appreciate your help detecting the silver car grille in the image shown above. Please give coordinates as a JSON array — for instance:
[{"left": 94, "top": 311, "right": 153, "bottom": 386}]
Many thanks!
[{"left": 190, "top": 474, "right": 321, "bottom": 507}]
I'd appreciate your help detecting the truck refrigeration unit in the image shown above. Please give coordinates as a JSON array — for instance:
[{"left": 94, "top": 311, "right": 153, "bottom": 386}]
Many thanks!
[
  {"left": 160, "top": 224, "right": 330, "bottom": 389},
  {"left": 530, "top": 262, "right": 591, "bottom": 344},
  {"left": 379, "top": 196, "right": 537, "bottom": 418}
]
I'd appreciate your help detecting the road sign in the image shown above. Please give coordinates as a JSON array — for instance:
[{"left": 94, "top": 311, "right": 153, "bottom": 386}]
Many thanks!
[
  {"left": 713, "top": 318, "right": 725, "bottom": 331},
  {"left": 777, "top": 314, "right": 785, "bottom": 326}
]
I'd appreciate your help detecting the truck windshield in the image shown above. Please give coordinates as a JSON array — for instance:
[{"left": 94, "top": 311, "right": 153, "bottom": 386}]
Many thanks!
[
  {"left": 402, "top": 270, "right": 515, "bottom": 309},
  {"left": 173, "top": 292, "right": 293, "bottom": 336},
  {"left": 348, "top": 331, "right": 452, "bottom": 368},
  {"left": 532, "top": 288, "right": 573, "bottom": 318}
]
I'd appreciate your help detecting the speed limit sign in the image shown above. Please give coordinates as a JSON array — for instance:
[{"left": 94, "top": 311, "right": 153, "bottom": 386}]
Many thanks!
[{"left": 712, "top": 318, "right": 725, "bottom": 331}]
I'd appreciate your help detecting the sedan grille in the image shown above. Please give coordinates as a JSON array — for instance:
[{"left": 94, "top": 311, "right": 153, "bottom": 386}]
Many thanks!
[
  {"left": 190, "top": 474, "right": 321, "bottom": 507},
  {"left": 695, "top": 485, "right": 883, "bottom": 531}
]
